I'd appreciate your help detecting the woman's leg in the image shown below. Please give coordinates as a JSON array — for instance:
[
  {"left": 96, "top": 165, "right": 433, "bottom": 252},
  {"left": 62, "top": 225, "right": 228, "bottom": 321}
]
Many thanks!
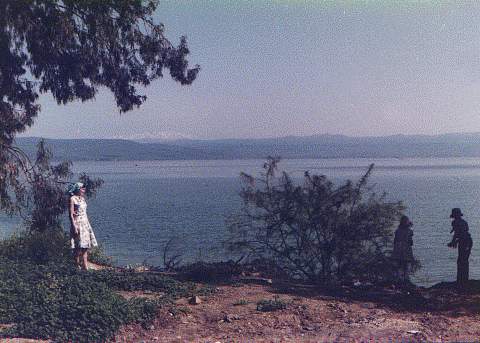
[
  {"left": 80, "top": 248, "right": 89, "bottom": 270},
  {"left": 74, "top": 248, "right": 81, "bottom": 268}
]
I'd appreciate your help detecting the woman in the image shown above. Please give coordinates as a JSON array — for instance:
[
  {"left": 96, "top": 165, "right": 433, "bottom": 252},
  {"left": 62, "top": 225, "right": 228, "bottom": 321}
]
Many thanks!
[
  {"left": 392, "top": 215, "right": 414, "bottom": 283},
  {"left": 68, "top": 182, "right": 98, "bottom": 270}
]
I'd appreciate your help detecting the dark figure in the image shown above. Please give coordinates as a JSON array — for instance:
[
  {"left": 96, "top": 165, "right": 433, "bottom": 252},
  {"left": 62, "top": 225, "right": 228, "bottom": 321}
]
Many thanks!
[
  {"left": 393, "top": 215, "right": 414, "bottom": 283},
  {"left": 448, "top": 208, "right": 473, "bottom": 285}
]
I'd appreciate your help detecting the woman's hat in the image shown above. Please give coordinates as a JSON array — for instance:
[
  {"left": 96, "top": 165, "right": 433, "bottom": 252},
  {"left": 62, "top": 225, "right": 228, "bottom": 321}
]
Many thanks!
[
  {"left": 66, "top": 182, "right": 84, "bottom": 195},
  {"left": 450, "top": 208, "right": 463, "bottom": 218}
]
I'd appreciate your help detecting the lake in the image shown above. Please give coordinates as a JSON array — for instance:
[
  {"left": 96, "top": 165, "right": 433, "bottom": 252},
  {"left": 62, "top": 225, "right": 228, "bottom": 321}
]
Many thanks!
[{"left": 1, "top": 158, "right": 480, "bottom": 287}]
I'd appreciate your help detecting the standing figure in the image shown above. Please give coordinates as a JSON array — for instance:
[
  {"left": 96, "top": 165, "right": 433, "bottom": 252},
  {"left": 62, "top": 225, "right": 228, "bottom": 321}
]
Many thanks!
[
  {"left": 68, "top": 182, "right": 98, "bottom": 270},
  {"left": 392, "top": 215, "right": 415, "bottom": 283},
  {"left": 448, "top": 208, "right": 473, "bottom": 285}
]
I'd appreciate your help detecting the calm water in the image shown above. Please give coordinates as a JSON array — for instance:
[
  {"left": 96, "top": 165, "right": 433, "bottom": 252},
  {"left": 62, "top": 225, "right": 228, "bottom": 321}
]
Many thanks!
[{"left": 2, "top": 158, "right": 480, "bottom": 287}]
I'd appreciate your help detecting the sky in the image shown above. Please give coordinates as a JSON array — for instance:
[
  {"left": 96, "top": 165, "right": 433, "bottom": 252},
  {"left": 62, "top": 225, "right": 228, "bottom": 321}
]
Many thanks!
[{"left": 22, "top": 1, "right": 480, "bottom": 140}]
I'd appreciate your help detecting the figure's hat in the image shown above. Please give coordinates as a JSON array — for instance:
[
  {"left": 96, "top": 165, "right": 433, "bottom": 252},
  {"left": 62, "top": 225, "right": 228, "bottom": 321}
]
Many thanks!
[
  {"left": 400, "top": 215, "right": 412, "bottom": 227},
  {"left": 450, "top": 208, "right": 463, "bottom": 218}
]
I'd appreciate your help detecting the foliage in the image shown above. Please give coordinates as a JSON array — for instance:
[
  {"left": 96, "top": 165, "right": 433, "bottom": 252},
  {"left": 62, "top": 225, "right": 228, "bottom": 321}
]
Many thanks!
[
  {"left": 88, "top": 244, "right": 115, "bottom": 267},
  {"left": 125, "top": 297, "right": 159, "bottom": 328},
  {"left": 0, "top": 138, "right": 103, "bottom": 236},
  {"left": 24, "top": 140, "right": 102, "bottom": 233},
  {"left": 0, "top": 233, "right": 205, "bottom": 342},
  {"left": 228, "top": 158, "right": 409, "bottom": 284},
  {"left": 0, "top": 0, "right": 198, "bottom": 227},
  {"left": 85, "top": 269, "right": 196, "bottom": 295},
  {"left": 0, "top": 261, "right": 149, "bottom": 342},
  {"left": 167, "top": 305, "right": 191, "bottom": 317},
  {"left": 177, "top": 261, "right": 243, "bottom": 283},
  {"left": 256, "top": 297, "right": 287, "bottom": 312},
  {"left": 233, "top": 299, "right": 249, "bottom": 306},
  {"left": 0, "top": 229, "right": 70, "bottom": 264},
  {"left": 1, "top": 0, "right": 199, "bottom": 140},
  {"left": 0, "top": 255, "right": 193, "bottom": 342},
  {"left": 162, "top": 237, "right": 184, "bottom": 271}
]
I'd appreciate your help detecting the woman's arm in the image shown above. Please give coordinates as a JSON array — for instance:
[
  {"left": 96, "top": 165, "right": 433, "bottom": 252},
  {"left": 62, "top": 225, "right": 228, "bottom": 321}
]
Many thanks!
[{"left": 69, "top": 197, "right": 79, "bottom": 236}]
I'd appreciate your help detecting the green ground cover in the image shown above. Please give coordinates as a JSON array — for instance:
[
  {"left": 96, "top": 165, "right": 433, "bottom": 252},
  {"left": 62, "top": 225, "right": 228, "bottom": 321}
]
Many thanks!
[{"left": 0, "top": 231, "right": 200, "bottom": 343}]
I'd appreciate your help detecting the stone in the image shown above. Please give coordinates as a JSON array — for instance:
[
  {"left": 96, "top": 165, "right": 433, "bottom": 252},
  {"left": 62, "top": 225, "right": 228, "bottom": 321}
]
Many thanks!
[
  {"left": 407, "top": 330, "right": 421, "bottom": 335},
  {"left": 223, "top": 314, "right": 240, "bottom": 323},
  {"left": 189, "top": 295, "right": 202, "bottom": 305}
]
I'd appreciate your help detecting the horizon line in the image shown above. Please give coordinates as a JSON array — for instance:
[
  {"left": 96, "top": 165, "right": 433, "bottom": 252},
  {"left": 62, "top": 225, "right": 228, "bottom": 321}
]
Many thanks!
[{"left": 16, "top": 131, "right": 480, "bottom": 142}]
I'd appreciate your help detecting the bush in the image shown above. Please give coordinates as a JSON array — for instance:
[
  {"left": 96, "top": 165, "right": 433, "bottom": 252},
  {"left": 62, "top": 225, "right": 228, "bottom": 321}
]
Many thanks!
[
  {"left": 228, "top": 158, "right": 413, "bottom": 284},
  {"left": 84, "top": 269, "right": 196, "bottom": 296},
  {"left": 0, "top": 254, "right": 197, "bottom": 342},
  {"left": 233, "top": 299, "right": 249, "bottom": 306},
  {"left": 0, "top": 229, "right": 71, "bottom": 264},
  {"left": 0, "top": 259, "right": 152, "bottom": 342},
  {"left": 178, "top": 261, "right": 242, "bottom": 282},
  {"left": 256, "top": 297, "right": 287, "bottom": 312},
  {"left": 88, "top": 244, "right": 115, "bottom": 267}
]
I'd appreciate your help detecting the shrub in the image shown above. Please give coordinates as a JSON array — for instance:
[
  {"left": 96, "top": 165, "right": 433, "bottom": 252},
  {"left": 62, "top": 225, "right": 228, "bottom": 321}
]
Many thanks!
[
  {"left": 233, "top": 299, "right": 249, "bottom": 306},
  {"left": 228, "top": 158, "right": 412, "bottom": 284},
  {"left": 85, "top": 269, "right": 196, "bottom": 296},
  {"left": 88, "top": 244, "right": 115, "bottom": 267},
  {"left": 256, "top": 297, "right": 287, "bottom": 312},
  {"left": 0, "top": 229, "right": 71, "bottom": 264},
  {"left": 178, "top": 261, "right": 242, "bottom": 282},
  {"left": 125, "top": 298, "right": 160, "bottom": 328},
  {"left": 168, "top": 305, "right": 192, "bottom": 316},
  {"left": 0, "top": 257, "right": 192, "bottom": 342}
]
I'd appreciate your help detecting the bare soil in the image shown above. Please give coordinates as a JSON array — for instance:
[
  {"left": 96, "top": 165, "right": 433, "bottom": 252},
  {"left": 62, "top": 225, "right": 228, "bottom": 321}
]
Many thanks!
[{"left": 113, "top": 281, "right": 480, "bottom": 342}]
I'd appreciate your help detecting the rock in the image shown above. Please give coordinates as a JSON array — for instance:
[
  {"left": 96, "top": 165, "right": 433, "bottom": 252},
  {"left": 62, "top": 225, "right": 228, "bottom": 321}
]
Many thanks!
[
  {"left": 153, "top": 337, "right": 159, "bottom": 341},
  {"left": 149, "top": 324, "right": 155, "bottom": 330},
  {"left": 360, "top": 302, "right": 375, "bottom": 309},
  {"left": 189, "top": 295, "right": 202, "bottom": 305},
  {"left": 223, "top": 314, "right": 240, "bottom": 323},
  {"left": 407, "top": 330, "right": 421, "bottom": 335}
]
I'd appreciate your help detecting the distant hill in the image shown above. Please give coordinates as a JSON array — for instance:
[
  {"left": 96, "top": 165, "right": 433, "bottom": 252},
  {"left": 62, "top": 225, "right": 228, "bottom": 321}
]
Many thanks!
[
  {"left": 14, "top": 137, "right": 212, "bottom": 161},
  {"left": 14, "top": 133, "right": 480, "bottom": 161},
  {"left": 149, "top": 133, "right": 480, "bottom": 159}
]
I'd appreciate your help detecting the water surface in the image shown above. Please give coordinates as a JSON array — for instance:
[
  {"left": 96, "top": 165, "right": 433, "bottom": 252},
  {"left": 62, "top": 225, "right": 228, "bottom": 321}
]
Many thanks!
[{"left": 2, "top": 158, "right": 480, "bottom": 287}]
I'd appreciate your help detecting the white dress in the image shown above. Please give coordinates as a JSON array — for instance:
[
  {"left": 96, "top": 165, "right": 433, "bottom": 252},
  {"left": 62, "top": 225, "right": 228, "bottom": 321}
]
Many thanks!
[{"left": 70, "top": 195, "right": 98, "bottom": 249}]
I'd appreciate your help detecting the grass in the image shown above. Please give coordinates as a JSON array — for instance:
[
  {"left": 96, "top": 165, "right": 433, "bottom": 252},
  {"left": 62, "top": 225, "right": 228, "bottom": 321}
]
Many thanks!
[
  {"left": 233, "top": 299, "right": 249, "bottom": 306},
  {"left": 256, "top": 296, "right": 287, "bottom": 312}
]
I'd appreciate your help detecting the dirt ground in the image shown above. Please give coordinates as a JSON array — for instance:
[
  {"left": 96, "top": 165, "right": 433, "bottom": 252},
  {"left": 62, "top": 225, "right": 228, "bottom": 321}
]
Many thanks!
[
  {"left": 113, "top": 282, "right": 480, "bottom": 342},
  {"left": 3, "top": 262, "right": 480, "bottom": 342}
]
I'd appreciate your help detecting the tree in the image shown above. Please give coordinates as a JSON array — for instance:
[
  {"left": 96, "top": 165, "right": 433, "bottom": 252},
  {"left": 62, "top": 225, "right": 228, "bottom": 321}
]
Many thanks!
[
  {"left": 0, "top": 0, "right": 198, "bottom": 222},
  {"left": 228, "top": 158, "right": 416, "bottom": 284},
  {"left": 25, "top": 140, "right": 103, "bottom": 232}
]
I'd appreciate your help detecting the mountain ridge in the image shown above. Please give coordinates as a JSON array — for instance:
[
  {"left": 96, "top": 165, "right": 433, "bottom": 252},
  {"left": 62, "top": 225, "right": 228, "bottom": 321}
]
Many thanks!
[{"left": 14, "top": 133, "right": 480, "bottom": 161}]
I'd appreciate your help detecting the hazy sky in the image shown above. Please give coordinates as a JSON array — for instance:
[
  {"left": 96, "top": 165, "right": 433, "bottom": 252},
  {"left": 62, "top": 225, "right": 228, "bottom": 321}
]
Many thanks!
[{"left": 22, "top": 1, "right": 480, "bottom": 140}]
